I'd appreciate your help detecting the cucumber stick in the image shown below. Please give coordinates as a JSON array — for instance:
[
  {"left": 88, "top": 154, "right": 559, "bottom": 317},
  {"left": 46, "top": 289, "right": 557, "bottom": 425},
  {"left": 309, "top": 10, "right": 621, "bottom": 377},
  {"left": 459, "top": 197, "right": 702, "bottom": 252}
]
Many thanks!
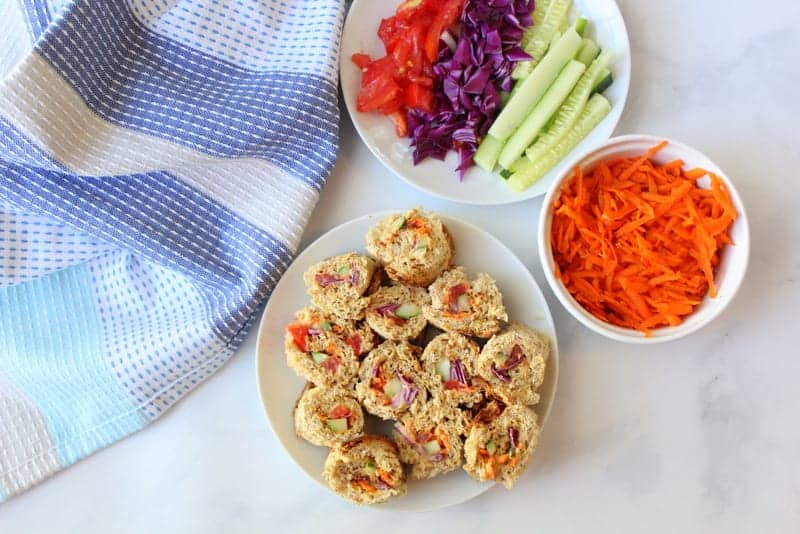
[
  {"left": 497, "top": 59, "right": 586, "bottom": 169},
  {"left": 474, "top": 134, "right": 504, "bottom": 172},
  {"left": 525, "top": 49, "right": 612, "bottom": 162},
  {"left": 508, "top": 94, "right": 612, "bottom": 192},
  {"left": 574, "top": 17, "right": 588, "bottom": 36},
  {"left": 489, "top": 29, "right": 582, "bottom": 141},
  {"left": 593, "top": 68, "right": 613, "bottom": 94},
  {"left": 513, "top": 0, "right": 572, "bottom": 79},
  {"left": 521, "top": 0, "right": 552, "bottom": 49},
  {"left": 576, "top": 38, "right": 600, "bottom": 66}
]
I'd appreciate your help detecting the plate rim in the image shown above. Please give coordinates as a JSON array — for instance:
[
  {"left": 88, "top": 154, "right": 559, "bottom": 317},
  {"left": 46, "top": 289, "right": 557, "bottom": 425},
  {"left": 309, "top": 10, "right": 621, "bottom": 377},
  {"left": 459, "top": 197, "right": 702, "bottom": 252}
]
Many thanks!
[
  {"left": 339, "top": 0, "right": 632, "bottom": 206},
  {"left": 255, "top": 211, "right": 560, "bottom": 511}
]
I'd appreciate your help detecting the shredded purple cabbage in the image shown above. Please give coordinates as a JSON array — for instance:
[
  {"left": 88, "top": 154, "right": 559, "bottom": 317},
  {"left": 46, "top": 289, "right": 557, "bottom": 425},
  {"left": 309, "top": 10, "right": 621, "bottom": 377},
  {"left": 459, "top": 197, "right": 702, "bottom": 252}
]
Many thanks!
[
  {"left": 449, "top": 359, "right": 468, "bottom": 384},
  {"left": 408, "top": 0, "right": 535, "bottom": 178}
]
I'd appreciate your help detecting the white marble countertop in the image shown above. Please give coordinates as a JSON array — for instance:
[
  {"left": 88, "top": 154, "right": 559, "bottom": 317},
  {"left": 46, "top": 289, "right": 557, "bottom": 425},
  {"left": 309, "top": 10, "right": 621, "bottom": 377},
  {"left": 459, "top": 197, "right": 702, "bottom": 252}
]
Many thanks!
[{"left": 4, "top": 0, "right": 800, "bottom": 531}]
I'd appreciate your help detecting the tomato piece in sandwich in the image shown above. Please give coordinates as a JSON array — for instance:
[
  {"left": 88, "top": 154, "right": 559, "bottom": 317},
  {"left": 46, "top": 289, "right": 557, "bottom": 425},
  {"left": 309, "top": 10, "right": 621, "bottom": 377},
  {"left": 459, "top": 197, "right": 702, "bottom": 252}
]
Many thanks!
[{"left": 287, "top": 324, "right": 309, "bottom": 352}]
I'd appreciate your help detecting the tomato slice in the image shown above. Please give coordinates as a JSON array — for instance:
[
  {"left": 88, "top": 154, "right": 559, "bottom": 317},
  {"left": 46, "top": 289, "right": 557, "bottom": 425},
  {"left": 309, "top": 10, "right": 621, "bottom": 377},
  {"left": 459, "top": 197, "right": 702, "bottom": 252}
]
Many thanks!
[
  {"left": 328, "top": 405, "right": 352, "bottom": 419},
  {"left": 351, "top": 53, "right": 372, "bottom": 69},
  {"left": 287, "top": 324, "right": 309, "bottom": 352},
  {"left": 404, "top": 83, "right": 435, "bottom": 112},
  {"left": 388, "top": 111, "right": 408, "bottom": 137},
  {"left": 345, "top": 334, "right": 362, "bottom": 357},
  {"left": 424, "top": 0, "right": 464, "bottom": 62},
  {"left": 357, "top": 57, "right": 402, "bottom": 113}
]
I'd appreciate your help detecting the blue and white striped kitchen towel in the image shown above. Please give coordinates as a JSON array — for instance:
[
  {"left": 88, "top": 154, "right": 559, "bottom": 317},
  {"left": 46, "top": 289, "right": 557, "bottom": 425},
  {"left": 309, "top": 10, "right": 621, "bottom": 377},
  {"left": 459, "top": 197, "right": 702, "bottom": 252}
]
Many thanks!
[{"left": 0, "top": 0, "right": 344, "bottom": 500}]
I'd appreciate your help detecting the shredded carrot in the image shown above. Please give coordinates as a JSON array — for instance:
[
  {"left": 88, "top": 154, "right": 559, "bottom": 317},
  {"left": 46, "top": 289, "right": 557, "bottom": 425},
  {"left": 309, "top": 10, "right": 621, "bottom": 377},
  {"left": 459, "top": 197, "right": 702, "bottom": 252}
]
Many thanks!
[
  {"left": 377, "top": 469, "right": 394, "bottom": 486},
  {"left": 550, "top": 141, "right": 737, "bottom": 336},
  {"left": 352, "top": 479, "right": 377, "bottom": 493}
]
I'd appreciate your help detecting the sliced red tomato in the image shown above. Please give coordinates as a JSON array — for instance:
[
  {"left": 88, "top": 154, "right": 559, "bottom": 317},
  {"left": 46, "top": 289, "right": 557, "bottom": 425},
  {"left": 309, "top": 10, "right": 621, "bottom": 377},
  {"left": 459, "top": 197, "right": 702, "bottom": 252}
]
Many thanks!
[
  {"left": 388, "top": 111, "right": 408, "bottom": 137},
  {"left": 443, "top": 380, "right": 469, "bottom": 390},
  {"left": 378, "top": 16, "right": 403, "bottom": 52},
  {"left": 404, "top": 83, "right": 435, "bottom": 112},
  {"left": 424, "top": 0, "right": 464, "bottom": 62},
  {"left": 351, "top": 53, "right": 372, "bottom": 69},
  {"left": 356, "top": 58, "right": 402, "bottom": 113},
  {"left": 354, "top": 0, "right": 462, "bottom": 137},
  {"left": 287, "top": 324, "right": 309, "bottom": 352},
  {"left": 328, "top": 405, "right": 352, "bottom": 419},
  {"left": 320, "top": 355, "right": 341, "bottom": 374},
  {"left": 345, "top": 334, "right": 362, "bottom": 357}
]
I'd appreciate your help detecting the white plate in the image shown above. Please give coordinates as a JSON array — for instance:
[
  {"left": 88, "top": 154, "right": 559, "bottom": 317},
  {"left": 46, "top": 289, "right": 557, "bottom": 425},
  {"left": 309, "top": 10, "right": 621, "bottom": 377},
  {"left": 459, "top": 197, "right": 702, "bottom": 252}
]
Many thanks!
[
  {"left": 340, "top": 0, "right": 631, "bottom": 205},
  {"left": 255, "top": 212, "right": 560, "bottom": 511}
]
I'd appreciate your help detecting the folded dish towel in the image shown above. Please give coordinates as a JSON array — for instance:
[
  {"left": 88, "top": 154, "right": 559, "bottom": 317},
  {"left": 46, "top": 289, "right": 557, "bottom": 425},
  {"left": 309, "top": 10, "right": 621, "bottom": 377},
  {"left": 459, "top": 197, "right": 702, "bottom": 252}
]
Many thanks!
[{"left": 0, "top": 0, "right": 344, "bottom": 500}]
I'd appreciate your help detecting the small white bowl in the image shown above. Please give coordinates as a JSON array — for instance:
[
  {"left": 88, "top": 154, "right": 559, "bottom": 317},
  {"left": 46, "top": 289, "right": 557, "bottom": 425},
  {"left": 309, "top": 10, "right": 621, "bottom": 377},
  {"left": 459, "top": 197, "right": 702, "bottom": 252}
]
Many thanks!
[{"left": 538, "top": 135, "right": 750, "bottom": 344}]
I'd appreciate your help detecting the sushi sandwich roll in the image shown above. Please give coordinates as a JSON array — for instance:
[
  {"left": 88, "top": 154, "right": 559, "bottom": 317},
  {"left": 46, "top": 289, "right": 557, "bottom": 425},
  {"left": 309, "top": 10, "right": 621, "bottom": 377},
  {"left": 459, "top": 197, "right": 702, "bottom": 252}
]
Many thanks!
[
  {"left": 463, "top": 400, "right": 540, "bottom": 489},
  {"left": 391, "top": 408, "right": 465, "bottom": 480},
  {"left": 366, "top": 208, "right": 453, "bottom": 287},
  {"left": 476, "top": 323, "right": 549, "bottom": 405},
  {"left": 424, "top": 267, "right": 508, "bottom": 339},
  {"left": 294, "top": 384, "right": 364, "bottom": 447},
  {"left": 323, "top": 435, "right": 407, "bottom": 505},
  {"left": 421, "top": 332, "right": 484, "bottom": 408},
  {"left": 287, "top": 306, "right": 376, "bottom": 360},
  {"left": 365, "top": 284, "right": 430, "bottom": 342},
  {"left": 303, "top": 252, "right": 377, "bottom": 319},
  {"left": 355, "top": 340, "right": 432, "bottom": 420}
]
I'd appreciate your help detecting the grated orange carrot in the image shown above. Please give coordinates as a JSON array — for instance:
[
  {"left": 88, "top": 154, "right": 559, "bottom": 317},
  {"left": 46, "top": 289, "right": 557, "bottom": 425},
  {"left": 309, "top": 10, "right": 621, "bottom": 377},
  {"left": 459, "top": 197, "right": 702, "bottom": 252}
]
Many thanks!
[{"left": 550, "top": 141, "right": 737, "bottom": 336}]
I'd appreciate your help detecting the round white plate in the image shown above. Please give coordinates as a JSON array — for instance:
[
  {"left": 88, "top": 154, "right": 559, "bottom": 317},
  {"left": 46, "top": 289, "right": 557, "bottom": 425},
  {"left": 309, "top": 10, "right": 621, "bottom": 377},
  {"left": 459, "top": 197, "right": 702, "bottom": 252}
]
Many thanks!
[
  {"left": 255, "top": 212, "right": 560, "bottom": 511},
  {"left": 340, "top": 0, "right": 631, "bottom": 205}
]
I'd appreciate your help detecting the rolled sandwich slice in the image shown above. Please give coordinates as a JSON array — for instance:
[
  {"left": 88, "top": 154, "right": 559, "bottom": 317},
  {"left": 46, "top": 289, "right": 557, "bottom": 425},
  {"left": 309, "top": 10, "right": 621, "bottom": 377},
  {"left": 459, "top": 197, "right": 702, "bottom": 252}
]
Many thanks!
[
  {"left": 323, "top": 435, "right": 407, "bottom": 505},
  {"left": 424, "top": 267, "right": 508, "bottom": 339},
  {"left": 422, "top": 332, "right": 484, "bottom": 408},
  {"left": 294, "top": 384, "right": 365, "bottom": 447},
  {"left": 392, "top": 410, "right": 465, "bottom": 480},
  {"left": 365, "top": 208, "right": 454, "bottom": 287},
  {"left": 285, "top": 327, "right": 359, "bottom": 388},
  {"left": 476, "top": 323, "right": 549, "bottom": 405},
  {"left": 287, "top": 306, "right": 376, "bottom": 360},
  {"left": 355, "top": 340, "right": 432, "bottom": 420},
  {"left": 303, "top": 252, "right": 377, "bottom": 319},
  {"left": 365, "top": 284, "right": 430, "bottom": 342},
  {"left": 463, "top": 400, "right": 540, "bottom": 489}
]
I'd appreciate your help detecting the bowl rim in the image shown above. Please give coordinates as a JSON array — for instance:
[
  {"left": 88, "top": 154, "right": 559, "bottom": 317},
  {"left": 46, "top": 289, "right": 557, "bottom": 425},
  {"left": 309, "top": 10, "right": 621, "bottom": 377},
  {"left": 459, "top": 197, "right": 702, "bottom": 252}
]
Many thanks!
[
  {"left": 537, "top": 134, "right": 751, "bottom": 344},
  {"left": 339, "top": 0, "right": 632, "bottom": 206}
]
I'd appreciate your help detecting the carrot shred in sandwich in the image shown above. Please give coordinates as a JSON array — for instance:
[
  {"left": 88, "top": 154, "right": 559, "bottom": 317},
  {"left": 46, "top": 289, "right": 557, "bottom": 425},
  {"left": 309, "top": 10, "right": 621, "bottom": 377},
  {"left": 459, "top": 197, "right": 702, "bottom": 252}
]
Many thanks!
[
  {"left": 352, "top": 478, "right": 377, "bottom": 493},
  {"left": 550, "top": 141, "right": 737, "bottom": 336}
]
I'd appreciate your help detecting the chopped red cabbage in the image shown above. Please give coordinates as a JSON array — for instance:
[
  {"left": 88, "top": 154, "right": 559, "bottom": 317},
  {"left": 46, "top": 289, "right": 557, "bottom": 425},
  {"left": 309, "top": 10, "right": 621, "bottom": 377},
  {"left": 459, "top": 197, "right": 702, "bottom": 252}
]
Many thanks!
[{"left": 408, "top": 0, "right": 534, "bottom": 177}]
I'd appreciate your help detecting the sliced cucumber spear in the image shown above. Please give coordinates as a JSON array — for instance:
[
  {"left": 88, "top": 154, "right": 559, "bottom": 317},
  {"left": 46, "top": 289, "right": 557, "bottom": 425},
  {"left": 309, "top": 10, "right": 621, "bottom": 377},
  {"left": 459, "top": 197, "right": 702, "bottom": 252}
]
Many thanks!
[
  {"left": 513, "top": 0, "right": 573, "bottom": 80},
  {"left": 474, "top": 134, "right": 504, "bottom": 172},
  {"left": 489, "top": 28, "right": 583, "bottom": 141},
  {"left": 508, "top": 93, "right": 612, "bottom": 192},
  {"left": 423, "top": 441, "right": 441, "bottom": 455},
  {"left": 312, "top": 351, "right": 328, "bottom": 364},
  {"left": 575, "top": 38, "right": 600, "bottom": 67},
  {"left": 383, "top": 378, "right": 403, "bottom": 399},
  {"left": 593, "top": 68, "right": 613, "bottom": 94},
  {"left": 435, "top": 359, "right": 451, "bottom": 381},
  {"left": 525, "top": 49, "right": 612, "bottom": 164},
  {"left": 326, "top": 418, "right": 348, "bottom": 433},
  {"left": 522, "top": 0, "right": 552, "bottom": 49},
  {"left": 574, "top": 17, "right": 588, "bottom": 36},
  {"left": 497, "top": 59, "right": 586, "bottom": 169},
  {"left": 395, "top": 303, "right": 420, "bottom": 319}
]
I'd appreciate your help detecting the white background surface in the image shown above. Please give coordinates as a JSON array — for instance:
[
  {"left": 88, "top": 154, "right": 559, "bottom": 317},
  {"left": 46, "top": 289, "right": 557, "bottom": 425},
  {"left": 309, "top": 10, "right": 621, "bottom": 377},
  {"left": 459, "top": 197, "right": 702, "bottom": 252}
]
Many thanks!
[{"left": 3, "top": 0, "right": 800, "bottom": 531}]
